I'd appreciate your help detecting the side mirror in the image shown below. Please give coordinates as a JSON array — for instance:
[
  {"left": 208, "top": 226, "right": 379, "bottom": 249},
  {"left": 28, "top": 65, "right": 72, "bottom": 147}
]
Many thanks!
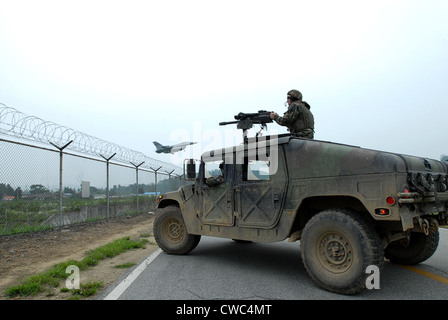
[{"left": 184, "top": 159, "right": 197, "bottom": 180}]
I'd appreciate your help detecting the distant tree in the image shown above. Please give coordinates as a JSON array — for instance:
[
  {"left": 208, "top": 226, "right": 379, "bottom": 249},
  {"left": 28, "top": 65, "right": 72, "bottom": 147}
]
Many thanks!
[
  {"left": 0, "top": 183, "right": 14, "bottom": 198},
  {"left": 63, "top": 187, "right": 76, "bottom": 194},
  {"left": 29, "top": 184, "right": 50, "bottom": 195},
  {"left": 14, "top": 187, "right": 23, "bottom": 199}
]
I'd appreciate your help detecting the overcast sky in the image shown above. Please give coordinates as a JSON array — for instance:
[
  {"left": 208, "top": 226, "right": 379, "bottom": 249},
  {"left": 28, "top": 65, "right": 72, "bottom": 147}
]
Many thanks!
[{"left": 1, "top": 0, "right": 447, "bottom": 167}]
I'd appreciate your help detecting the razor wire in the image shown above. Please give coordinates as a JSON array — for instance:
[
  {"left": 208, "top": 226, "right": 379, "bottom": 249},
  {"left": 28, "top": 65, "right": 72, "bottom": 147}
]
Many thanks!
[{"left": 0, "top": 103, "right": 181, "bottom": 175}]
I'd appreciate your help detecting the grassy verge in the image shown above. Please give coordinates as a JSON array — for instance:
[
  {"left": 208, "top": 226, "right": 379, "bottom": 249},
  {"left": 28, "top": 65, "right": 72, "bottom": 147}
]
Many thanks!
[
  {"left": 61, "top": 281, "right": 105, "bottom": 300},
  {"left": 4, "top": 236, "right": 149, "bottom": 299}
]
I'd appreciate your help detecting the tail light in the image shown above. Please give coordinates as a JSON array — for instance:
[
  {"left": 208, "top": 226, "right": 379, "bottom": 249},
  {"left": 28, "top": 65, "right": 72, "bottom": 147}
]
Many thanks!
[{"left": 386, "top": 196, "right": 396, "bottom": 205}]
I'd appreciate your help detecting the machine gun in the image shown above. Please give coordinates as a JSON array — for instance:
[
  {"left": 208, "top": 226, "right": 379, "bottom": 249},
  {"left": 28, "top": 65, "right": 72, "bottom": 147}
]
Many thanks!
[{"left": 219, "top": 110, "right": 273, "bottom": 140}]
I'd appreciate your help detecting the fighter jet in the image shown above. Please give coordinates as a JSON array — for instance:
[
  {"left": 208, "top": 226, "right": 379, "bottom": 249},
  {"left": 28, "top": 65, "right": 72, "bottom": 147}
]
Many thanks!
[{"left": 153, "top": 141, "right": 197, "bottom": 154}]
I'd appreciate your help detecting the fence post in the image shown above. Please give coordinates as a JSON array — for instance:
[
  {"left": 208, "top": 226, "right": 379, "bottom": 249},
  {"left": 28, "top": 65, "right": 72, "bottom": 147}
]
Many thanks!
[
  {"left": 49, "top": 140, "right": 73, "bottom": 228},
  {"left": 100, "top": 153, "right": 116, "bottom": 220},
  {"left": 165, "top": 169, "right": 175, "bottom": 191},
  {"left": 150, "top": 166, "right": 162, "bottom": 196},
  {"left": 131, "top": 161, "right": 145, "bottom": 213}
]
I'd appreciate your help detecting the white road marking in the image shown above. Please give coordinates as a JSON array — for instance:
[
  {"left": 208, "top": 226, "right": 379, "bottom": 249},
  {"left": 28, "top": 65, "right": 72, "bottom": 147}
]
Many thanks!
[{"left": 103, "top": 248, "right": 162, "bottom": 300}]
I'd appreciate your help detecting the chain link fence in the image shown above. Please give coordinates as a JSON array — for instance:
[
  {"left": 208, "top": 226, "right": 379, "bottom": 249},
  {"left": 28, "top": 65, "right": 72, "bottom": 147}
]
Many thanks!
[{"left": 0, "top": 104, "right": 187, "bottom": 237}]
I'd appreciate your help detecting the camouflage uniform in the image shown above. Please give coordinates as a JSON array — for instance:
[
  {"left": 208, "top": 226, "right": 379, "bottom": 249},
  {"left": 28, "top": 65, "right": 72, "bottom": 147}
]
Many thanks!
[
  {"left": 273, "top": 90, "right": 314, "bottom": 139},
  {"left": 206, "top": 162, "right": 225, "bottom": 187},
  {"left": 206, "top": 175, "right": 224, "bottom": 187}
]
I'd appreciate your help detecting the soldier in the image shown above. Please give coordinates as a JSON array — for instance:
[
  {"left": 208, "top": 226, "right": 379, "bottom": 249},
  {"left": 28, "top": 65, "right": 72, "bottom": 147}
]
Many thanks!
[
  {"left": 206, "top": 162, "right": 225, "bottom": 187},
  {"left": 270, "top": 90, "right": 314, "bottom": 139}
]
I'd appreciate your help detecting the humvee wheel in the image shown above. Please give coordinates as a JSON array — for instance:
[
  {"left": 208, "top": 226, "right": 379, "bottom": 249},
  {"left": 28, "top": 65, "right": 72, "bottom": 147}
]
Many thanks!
[
  {"left": 385, "top": 224, "right": 439, "bottom": 265},
  {"left": 301, "top": 209, "right": 384, "bottom": 295},
  {"left": 154, "top": 206, "right": 201, "bottom": 255}
]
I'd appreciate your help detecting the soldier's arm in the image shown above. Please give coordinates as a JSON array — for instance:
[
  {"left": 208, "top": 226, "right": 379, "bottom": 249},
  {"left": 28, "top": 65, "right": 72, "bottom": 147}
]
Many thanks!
[
  {"left": 206, "top": 175, "right": 224, "bottom": 187},
  {"left": 274, "top": 105, "right": 302, "bottom": 126},
  {"left": 273, "top": 110, "right": 293, "bottom": 126}
]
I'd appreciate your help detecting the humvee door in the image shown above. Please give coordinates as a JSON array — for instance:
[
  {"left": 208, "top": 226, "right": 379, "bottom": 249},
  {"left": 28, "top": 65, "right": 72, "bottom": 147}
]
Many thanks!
[
  {"left": 200, "top": 160, "right": 234, "bottom": 226},
  {"left": 234, "top": 147, "right": 287, "bottom": 228}
]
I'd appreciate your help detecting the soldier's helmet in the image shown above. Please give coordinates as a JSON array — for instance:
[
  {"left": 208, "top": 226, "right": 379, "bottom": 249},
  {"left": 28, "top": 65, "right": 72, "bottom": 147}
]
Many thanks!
[{"left": 287, "top": 90, "right": 302, "bottom": 101}]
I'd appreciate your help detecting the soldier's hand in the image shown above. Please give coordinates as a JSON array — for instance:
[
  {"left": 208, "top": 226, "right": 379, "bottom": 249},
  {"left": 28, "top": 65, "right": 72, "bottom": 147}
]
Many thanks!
[{"left": 270, "top": 112, "right": 278, "bottom": 119}]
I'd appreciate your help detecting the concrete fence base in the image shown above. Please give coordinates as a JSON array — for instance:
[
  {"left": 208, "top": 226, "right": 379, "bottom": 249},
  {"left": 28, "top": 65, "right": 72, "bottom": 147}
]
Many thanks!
[{"left": 44, "top": 202, "right": 156, "bottom": 227}]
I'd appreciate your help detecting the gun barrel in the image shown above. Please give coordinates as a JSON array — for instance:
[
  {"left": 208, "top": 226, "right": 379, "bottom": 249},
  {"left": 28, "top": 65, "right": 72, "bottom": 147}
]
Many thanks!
[
  {"left": 220, "top": 110, "right": 273, "bottom": 128},
  {"left": 219, "top": 121, "right": 239, "bottom": 126}
]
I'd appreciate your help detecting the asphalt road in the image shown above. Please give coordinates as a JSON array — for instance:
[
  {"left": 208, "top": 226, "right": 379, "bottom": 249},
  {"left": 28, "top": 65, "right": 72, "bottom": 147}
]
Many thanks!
[{"left": 101, "top": 229, "right": 448, "bottom": 300}]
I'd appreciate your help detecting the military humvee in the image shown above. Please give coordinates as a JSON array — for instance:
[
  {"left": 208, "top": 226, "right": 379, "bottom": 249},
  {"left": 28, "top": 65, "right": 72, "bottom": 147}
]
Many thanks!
[{"left": 154, "top": 117, "right": 448, "bottom": 295}]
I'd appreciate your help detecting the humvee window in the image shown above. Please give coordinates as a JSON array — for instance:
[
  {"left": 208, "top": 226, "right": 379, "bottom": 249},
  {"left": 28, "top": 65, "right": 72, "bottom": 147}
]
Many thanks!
[
  {"left": 204, "top": 160, "right": 224, "bottom": 180},
  {"left": 246, "top": 159, "right": 270, "bottom": 181}
]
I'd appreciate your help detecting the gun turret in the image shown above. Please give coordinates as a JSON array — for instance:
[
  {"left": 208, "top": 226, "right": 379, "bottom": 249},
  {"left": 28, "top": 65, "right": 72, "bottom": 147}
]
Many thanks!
[{"left": 219, "top": 110, "right": 273, "bottom": 140}]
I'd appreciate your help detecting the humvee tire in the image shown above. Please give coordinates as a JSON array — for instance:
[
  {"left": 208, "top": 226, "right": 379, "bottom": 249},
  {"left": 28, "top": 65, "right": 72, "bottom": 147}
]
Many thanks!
[
  {"left": 154, "top": 206, "right": 201, "bottom": 255},
  {"left": 300, "top": 209, "right": 384, "bottom": 295},
  {"left": 385, "top": 226, "right": 439, "bottom": 265}
]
